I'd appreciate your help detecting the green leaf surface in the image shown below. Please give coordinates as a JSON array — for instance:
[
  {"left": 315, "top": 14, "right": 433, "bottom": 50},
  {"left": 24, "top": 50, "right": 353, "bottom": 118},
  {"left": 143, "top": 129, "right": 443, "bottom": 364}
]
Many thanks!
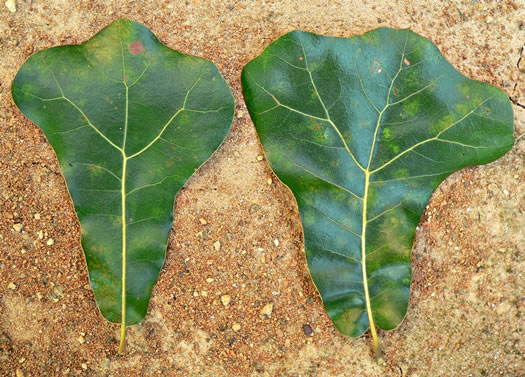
[
  {"left": 242, "top": 28, "right": 513, "bottom": 348},
  {"left": 12, "top": 19, "right": 234, "bottom": 349}
]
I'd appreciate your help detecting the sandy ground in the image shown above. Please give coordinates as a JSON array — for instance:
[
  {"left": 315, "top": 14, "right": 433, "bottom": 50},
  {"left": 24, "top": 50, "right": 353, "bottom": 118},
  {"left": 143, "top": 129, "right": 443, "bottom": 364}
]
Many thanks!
[{"left": 0, "top": 1, "right": 524, "bottom": 376}]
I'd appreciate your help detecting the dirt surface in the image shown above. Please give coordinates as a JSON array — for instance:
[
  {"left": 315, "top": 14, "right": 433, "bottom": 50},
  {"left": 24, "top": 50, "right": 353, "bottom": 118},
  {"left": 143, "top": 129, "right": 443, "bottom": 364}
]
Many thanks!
[{"left": 0, "top": 1, "right": 524, "bottom": 376}]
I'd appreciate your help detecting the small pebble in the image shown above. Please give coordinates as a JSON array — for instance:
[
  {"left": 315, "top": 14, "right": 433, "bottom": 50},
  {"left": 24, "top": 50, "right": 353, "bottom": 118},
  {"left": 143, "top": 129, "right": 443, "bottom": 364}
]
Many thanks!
[
  {"left": 256, "top": 155, "right": 264, "bottom": 161},
  {"left": 199, "top": 218, "right": 207, "bottom": 225},
  {"left": 21, "top": 248, "right": 26, "bottom": 254},
  {"left": 13, "top": 223, "right": 23, "bottom": 232},
  {"left": 77, "top": 335, "right": 85, "bottom": 344},
  {"left": 503, "top": 189, "right": 509, "bottom": 195},
  {"left": 206, "top": 278, "right": 214, "bottom": 283},
  {"left": 53, "top": 286, "right": 64, "bottom": 297},
  {"left": 303, "top": 324, "right": 314, "bottom": 336},
  {"left": 485, "top": 15, "right": 493, "bottom": 23},
  {"left": 236, "top": 111, "right": 244, "bottom": 118},
  {"left": 16, "top": 368, "right": 24, "bottom": 377},
  {"left": 37, "top": 230, "right": 44, "bottom": 239},
  {"left": 8, "top": 282, "right": 16, "bottom": 290},
  {"left": 273, "top": 239, "right": 279, "bottom": 247},
  {"left": 34, "top": 213, "right": 40, "bottom": 220},
  {"left": 260, "top": 302, "right": 273, "bottom": 318},
  {"left": 5, "top": 0, "right": 16, "bottom": 13},
  {"left": 81, "top": 363, "right": 87, "bottom": 370},
  {"left": 267, "top": 178, "right": 273, "bottom": 185},
  {"left": 233, "top": 151, "right": 240, "bottom": 157},
  {"left": 201, "top": 290, "right": 208, "bottom": 297},
  {"left": 46, "top": 238, "right": 54, "bottom": 246},
  {"left": 232, "top": 323, "right": 241, "bottom": 331},
  {"left": 214, "top": 241, "right": 221, "bottom": 251},
  {"left": 221, "top": 294, "right": 231, "bottom": 306},
  {"left": 18, "top": 357, "right": 25, "bottom": 364}
]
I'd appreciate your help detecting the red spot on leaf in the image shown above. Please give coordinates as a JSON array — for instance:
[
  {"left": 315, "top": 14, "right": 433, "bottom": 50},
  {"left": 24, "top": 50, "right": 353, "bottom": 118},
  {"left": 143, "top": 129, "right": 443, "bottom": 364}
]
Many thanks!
[
  {"left": 129, "top": 40, "right": 145, "bottom": 55},
  {"left": 403, "top": 58, "right": 410, "bottom": 66}
]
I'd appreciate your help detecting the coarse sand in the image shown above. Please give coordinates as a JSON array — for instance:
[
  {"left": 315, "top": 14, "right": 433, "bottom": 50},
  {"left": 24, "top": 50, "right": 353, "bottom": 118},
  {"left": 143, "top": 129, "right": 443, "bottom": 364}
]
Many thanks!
[{"left": 0, "top": 1, "right": 524, "bottom": 376}]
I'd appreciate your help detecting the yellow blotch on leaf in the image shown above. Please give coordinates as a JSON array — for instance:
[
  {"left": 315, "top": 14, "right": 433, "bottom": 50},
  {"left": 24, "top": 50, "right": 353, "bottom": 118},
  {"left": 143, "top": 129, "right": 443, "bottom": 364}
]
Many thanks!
[{"left": 87, "top": 164, "right": 102, "bottom": 176}]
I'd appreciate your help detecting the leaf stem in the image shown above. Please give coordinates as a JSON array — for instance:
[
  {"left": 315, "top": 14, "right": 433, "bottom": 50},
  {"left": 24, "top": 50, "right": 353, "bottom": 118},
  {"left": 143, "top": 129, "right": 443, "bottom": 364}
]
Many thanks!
[
  {"left": 118, "top": 324, "right": 127, "bottom": 354},
  {"left": 375, "top": 339, "right": 384, "bottom": 363}
]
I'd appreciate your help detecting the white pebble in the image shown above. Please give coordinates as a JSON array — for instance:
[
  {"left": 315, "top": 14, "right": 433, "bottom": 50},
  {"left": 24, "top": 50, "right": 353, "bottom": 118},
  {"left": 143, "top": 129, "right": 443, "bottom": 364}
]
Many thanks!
[{"left": 5, "top": 0, "right": 16, "bottom": 13}]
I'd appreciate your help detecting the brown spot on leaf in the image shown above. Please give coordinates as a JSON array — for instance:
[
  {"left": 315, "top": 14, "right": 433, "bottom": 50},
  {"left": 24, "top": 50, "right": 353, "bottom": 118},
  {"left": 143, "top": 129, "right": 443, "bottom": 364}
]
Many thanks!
[{"left": 129, "top": 40, "right": 145, "bottom": 55}]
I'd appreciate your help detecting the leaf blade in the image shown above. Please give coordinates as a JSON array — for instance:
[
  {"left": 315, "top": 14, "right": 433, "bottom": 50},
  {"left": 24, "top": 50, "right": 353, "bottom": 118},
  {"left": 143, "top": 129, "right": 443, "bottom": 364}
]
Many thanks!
[
  {"left": 12, "top": 19, "right": 234, "bottom": 348},
  {"left": 242, "top": 28, "right": 513, "bottom": 346}
]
